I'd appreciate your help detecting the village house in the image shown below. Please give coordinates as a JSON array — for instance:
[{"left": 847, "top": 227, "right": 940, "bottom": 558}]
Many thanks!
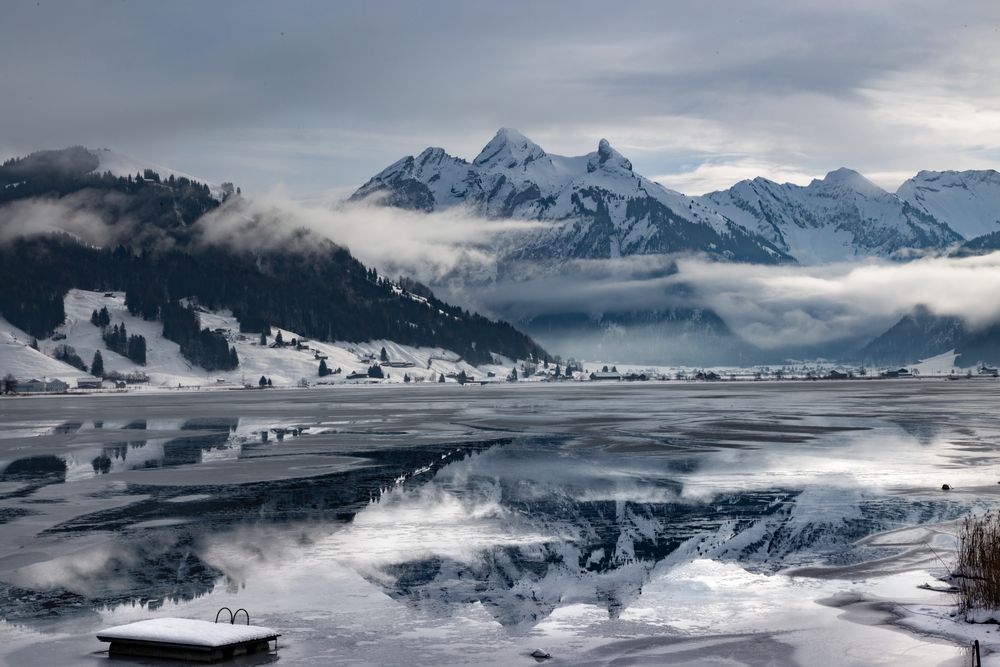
[{"left": 17, "top": 378, "right": 70, "bottom": 393}]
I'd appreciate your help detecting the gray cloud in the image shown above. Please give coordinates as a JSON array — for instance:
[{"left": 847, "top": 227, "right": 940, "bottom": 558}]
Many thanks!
[{"left": 2, "top": 2, "right": 999, "bottom": 195}]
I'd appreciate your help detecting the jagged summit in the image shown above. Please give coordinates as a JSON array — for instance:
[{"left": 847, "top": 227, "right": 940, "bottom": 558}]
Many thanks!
[
  {"left": 352, "top": 130, "right": 790, "bottom": 265},
  {"left": 473, "top": 128, "right": 547, "bottom": 169},
  {"left": 589, "top": 138, "right": 632, "bottom": 173}
]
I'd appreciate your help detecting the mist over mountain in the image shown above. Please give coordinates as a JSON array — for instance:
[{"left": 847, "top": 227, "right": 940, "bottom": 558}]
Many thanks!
[
  {"left": 353, "top": 129, "right": 1000, "bottom": 365},
  {"left": 0, "top": 147, "right": 546, "bottom": 371}
]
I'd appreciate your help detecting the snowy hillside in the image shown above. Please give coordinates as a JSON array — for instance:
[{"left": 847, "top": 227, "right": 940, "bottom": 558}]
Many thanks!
[
  {"left": 0, "top": 290, "right": 522, "bottom": 389},
  {"left": 700, "top": 169, "right": 962, "bottom": 263},
  {"left": 88, "top": 147, "right": 227, "bottom": 200},
  {"left": 0, "top": 319, "right": 85, "bottom": 381},
  {"left": 353, "top": 128, "right": 790, "bottom": 265},
  {"left": 897, "top": 169, "right": 1000, "bottom": 240},
  {"left": 89, "top": 148, "right": 208, "bottom": 186}
]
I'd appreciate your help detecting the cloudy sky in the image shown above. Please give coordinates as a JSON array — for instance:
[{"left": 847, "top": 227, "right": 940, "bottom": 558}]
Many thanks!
[{"left": 3, "top": 1, "right": 1000, "bottom": 196}]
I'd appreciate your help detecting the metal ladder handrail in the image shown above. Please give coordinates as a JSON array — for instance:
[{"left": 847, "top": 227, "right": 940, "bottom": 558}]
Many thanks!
[{"left": 214, "top": 607, "right": 234, "bottom": 624}]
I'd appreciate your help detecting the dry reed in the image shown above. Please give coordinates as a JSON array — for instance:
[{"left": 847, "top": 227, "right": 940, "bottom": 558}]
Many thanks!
[{"left": 956, "top": 511, "right": 1000, "bottom": 614}]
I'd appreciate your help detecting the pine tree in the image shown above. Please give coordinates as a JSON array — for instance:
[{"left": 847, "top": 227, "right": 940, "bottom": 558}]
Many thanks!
[
  {"left": 90, "top": 306, "right": 111, "bottom": 328},
  {"left": 275, "top": 331, "right": 284, "bottom": 346},
  {"left": 319, "top": 359, "right": 330, "bottom": 377},
  {"left": 127, "top": 335, "right": 146, "bottom": 365},
  {"left": 91, "top": 350, "right": 104, "bottom": 377},
  {"left": 260, "top": 332, "right": 267, "bottom": 346},
  {"left": 438, "top": 373, "right": 445, "bottom": 383},
  {"left": 259, "top": 375, "right": 267, "bottom": 387},
  {"left": 380, "top": 346, "right": 388, "bottom": 362}
]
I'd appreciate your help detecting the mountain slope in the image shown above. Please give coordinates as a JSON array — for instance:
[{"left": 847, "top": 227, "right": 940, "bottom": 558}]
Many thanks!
[
  {"left": 0, "top": 147, "right": 546, "bottom": 369},
  {"left": 520, "top": 307, "right": 753, "bottom": 366},
  {"left": 858, "top": 304, "right": 1000, "bottom": 369},
  {"left": 858, "top": 306, "right": 966, "bottom": 366},
  {"left": 897, "top": 170, "right": 1000, "bottom": 241},
  {"left": 700, "top": 170, "right": 962, "bottom": 263},
  {"left": 353, "top": 128, "right": 791, "bottom": 265}
]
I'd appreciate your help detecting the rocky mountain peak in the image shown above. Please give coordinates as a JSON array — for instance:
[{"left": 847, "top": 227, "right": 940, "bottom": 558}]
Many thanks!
[{"left": 473, "top": 128, "right": 547, "bottom": 169}]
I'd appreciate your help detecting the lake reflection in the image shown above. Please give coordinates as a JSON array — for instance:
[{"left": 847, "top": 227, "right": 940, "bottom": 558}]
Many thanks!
[{"left": 1, "top": 382, "right": 998, "bottom": 665}]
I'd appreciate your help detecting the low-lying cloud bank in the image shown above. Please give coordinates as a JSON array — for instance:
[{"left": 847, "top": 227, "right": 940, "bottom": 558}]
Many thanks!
[
  {"left": 200, "top": 192, "right": 547, "bottom": 283},
  {"left": 674, "top": 255, "right": 1000, "bottom": 349}
]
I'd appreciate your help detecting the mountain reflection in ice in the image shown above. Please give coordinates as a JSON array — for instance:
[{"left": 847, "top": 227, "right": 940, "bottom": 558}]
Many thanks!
[{"left": 307, "top": 434, "right": 975, "bottom": 629}]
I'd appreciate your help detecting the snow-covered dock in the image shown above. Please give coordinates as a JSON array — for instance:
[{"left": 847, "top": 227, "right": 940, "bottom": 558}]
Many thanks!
[{"left": 96, "top": 617, "right": 279, "bottom": 663}]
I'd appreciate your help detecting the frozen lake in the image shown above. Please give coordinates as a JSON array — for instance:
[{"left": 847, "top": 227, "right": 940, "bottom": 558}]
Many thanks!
[{"left": 1, "top": 381, "right": 999, "bottom": 665}]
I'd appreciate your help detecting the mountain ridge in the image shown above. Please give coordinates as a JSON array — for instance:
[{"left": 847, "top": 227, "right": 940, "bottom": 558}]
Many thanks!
[
  {"left": 352, "top": 128, "right": 1000, "bottom": 267},
  {"left": 352, "top": 128, "right": 793, "bottom": 266}
]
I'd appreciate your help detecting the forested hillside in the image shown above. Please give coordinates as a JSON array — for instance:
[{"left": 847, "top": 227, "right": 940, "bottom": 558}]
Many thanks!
[{"left": 0, "top": 147, "right": 545, "bottom": 368}]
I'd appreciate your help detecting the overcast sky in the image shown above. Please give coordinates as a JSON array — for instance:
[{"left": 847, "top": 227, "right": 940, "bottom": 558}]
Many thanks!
[{"left": 3, "top": 1, "right": 1000, "bottom": 196}]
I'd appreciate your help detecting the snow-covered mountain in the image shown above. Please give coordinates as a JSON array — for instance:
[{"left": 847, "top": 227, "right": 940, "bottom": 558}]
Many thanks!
[
  {"left": 700, "top": 169, "right": 962, "bottom": 263},
  {"left": 352, "top": 129, "right": 1000, "bottom": 266},
  {"left": 897, "top": 169, "right": 1000, "bottom": 241},
  {"left": 353, "top": 128, "right": 791, "bottom": 265}
]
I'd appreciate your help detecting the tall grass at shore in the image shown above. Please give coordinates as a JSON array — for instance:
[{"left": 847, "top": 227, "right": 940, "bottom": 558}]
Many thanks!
[{"left": 957, "top": 511, "right": 1000, "bottom": 615}]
